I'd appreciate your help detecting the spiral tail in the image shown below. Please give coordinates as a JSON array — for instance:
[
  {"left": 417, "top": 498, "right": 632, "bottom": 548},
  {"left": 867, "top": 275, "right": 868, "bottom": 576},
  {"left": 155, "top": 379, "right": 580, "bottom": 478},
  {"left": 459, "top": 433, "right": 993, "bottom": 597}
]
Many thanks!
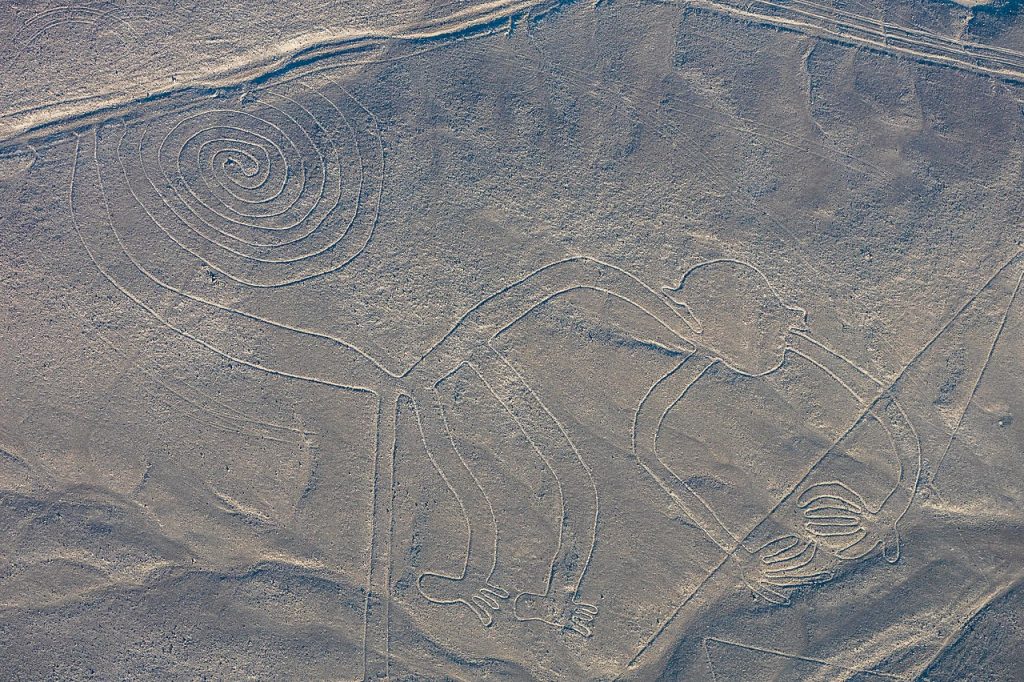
[{"left": 107, "top": 72, "right": 383, "bottom": 288}]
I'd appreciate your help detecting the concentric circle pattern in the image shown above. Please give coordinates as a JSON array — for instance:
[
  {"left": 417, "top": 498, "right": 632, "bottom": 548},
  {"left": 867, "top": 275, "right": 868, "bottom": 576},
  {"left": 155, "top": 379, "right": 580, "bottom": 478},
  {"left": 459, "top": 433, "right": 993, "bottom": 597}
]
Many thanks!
[{"left": 104, "top": 75, "right": 383, "bottom": 287}]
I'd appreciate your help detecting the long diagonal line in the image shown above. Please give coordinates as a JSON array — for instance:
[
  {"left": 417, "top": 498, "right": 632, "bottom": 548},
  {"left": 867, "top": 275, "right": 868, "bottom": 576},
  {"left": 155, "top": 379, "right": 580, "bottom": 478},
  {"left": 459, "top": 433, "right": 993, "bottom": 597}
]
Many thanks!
[
  {"left": 933, "top": 269, "right": 1024, "bottom": 480},
  {"left": 703, "top": 637, "right": 906, "bottom": 680}
]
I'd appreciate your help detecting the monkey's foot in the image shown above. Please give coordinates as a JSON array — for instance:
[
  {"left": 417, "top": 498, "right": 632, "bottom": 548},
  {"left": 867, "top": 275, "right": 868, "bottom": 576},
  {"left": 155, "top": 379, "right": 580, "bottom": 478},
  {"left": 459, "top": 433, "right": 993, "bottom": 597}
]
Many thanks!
[
  {"left": 514, "top": 589, "right": 599, "bottom": 637},
  {"left": 417, "top": 571, "right": 510, "bottom": 626}
]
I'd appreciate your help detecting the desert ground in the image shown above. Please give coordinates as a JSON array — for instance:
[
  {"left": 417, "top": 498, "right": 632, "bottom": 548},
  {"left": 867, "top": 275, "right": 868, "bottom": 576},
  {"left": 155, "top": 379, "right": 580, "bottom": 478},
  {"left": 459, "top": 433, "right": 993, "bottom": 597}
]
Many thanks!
[{"left": 0, "top": 0, "right": 1022, "bottom": 679}]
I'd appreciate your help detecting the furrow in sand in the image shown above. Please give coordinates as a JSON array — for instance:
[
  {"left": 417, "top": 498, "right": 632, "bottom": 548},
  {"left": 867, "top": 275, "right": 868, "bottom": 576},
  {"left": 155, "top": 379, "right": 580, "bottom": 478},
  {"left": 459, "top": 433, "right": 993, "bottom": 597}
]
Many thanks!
[{"left": 0, "top": 0, "right": 568, "bottom": 148}]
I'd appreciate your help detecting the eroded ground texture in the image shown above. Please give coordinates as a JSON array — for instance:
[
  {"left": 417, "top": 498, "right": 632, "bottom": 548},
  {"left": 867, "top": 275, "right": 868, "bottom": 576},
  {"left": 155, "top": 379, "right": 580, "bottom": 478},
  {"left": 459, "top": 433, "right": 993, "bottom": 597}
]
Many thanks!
[{"left": 1, "top": 0, "right": 1023, "bottom": 680}]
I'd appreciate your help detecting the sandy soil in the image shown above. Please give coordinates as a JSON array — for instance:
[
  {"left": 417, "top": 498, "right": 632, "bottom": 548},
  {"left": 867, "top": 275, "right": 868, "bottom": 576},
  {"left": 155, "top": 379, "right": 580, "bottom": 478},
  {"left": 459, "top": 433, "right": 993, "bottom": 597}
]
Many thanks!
[{"left": 1, "top": 0, "right": 1022, "bottom": 679}]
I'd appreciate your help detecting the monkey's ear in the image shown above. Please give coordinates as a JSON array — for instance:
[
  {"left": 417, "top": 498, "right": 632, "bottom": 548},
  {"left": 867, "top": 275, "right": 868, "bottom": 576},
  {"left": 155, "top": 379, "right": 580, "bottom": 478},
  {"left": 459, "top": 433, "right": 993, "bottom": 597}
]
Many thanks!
[{"left": 661, "top": 286, "right": 702, "bottom": 334}]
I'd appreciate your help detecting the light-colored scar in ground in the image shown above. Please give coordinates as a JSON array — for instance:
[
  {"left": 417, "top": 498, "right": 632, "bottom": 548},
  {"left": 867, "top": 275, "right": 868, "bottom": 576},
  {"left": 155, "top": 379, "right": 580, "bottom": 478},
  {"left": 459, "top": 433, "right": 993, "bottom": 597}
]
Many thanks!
[{"left": 1, "top": 0, "right": 1022, "bottom": 680}]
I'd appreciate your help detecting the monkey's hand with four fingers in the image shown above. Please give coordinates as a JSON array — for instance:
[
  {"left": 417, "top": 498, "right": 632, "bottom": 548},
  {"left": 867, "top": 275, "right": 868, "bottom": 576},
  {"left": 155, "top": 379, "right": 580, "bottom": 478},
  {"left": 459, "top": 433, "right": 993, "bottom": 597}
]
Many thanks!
[
  {"left": 797, "top": 480, "right": 901, "bottom": 564},
  {"left": 730, "top": 535, "right": 834, "bottom": 606}
]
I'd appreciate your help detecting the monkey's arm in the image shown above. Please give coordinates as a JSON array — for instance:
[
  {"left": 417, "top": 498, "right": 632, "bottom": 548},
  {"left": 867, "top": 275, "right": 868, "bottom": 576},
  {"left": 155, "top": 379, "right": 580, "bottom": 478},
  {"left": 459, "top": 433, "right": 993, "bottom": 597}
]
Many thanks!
[
  {"left": 411, "top": 257, "right": 698, "bottom": 376},
  {"left": 633, "top": 354, "right": 741, "bottom": 553},
  {"left": 787, "top": 332, "right": 921, "bottom": 522}
]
